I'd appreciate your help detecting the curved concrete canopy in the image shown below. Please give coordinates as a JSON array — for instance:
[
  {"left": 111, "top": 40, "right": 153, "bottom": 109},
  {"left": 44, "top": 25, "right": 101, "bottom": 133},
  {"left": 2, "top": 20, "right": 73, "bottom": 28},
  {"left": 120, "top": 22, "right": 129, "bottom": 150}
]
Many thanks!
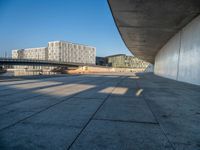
[{"left": 108, "top": 0, "right": 200, "bottom": 63}]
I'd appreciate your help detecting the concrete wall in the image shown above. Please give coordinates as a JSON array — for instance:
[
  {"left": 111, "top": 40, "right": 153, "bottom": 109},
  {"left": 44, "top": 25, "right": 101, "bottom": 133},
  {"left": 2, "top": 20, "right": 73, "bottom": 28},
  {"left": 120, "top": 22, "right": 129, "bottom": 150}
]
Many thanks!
[{"left": 154, "top": 15, "right": 200, "bottom": 85}]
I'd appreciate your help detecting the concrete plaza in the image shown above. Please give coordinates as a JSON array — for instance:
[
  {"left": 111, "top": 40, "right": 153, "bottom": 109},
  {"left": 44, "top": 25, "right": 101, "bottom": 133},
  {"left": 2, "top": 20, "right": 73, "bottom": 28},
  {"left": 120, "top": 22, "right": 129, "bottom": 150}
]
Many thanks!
[{"left": 0, "top": 73, "right": 199, "bottom": 150}]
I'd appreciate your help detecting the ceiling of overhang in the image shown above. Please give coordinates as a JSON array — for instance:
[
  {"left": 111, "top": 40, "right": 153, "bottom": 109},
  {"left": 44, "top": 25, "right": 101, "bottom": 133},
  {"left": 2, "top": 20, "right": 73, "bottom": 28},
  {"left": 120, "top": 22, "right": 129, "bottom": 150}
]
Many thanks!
[{"left": 108, "top": 0, "right": 200, "bottom": 63}]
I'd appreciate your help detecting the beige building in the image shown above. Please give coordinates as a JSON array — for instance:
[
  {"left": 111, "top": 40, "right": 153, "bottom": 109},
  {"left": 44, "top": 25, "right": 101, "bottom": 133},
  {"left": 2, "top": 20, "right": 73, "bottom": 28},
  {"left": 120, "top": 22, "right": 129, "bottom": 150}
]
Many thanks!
[
  {"left": 12, "top": 41, "right": 96, "bottom": 64},
  {"left": 12, "top": 47, "right": 47, "bottom": 60},
  {"left": 23, "top": 47, "right": 48, "bottom": 60},
  {"left": 12, "top": 49, "right": 24, "bottom": 59},
  {"left": 106, "top": 54, "right": 149, "bottom": 68}
]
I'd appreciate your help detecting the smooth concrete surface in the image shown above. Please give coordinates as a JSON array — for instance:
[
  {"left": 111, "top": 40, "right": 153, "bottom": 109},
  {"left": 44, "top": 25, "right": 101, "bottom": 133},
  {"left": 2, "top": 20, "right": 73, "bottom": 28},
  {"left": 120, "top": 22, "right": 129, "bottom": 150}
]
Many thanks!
[
  {"left": 178, "top": 15, "right": 200, "bottom": 84},
  {"left": 155, "top": 15, "right": 200, "bottom": 85},
  {"left": 0, "top": 73, "right": 200, "bottom": 150},
  {"left": 154, "top": 32, "right": 180, "bottom": 80},
  {"left": 108, "top": 0, "right": 200, "bottom": 63}
]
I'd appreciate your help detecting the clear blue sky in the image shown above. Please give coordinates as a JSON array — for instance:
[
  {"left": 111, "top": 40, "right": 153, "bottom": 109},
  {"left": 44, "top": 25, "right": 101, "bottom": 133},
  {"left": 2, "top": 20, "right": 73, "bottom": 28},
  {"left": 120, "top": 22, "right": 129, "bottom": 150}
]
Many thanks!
[{"left": 0, "top": 0, "right": 131, "bottom": 57}]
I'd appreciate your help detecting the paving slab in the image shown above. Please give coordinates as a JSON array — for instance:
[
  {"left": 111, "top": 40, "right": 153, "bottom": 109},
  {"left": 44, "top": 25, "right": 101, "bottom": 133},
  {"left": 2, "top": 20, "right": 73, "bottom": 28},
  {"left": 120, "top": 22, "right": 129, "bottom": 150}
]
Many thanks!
[
  {"left": 0, "top": 96, "right": 63, "bottom": 130},
  {"left": 0, "top": 98, "right": 103, "bottom": 149},
  {"left": 73, "top": 78, "right": 121, "bottom": 99},
  {"left": 142, "top": 93, "right": 200, "bottom": 149},
  {"left": 111, "top": 87, "right": 138, "bottom": 97},
  {"left": 70, "top": 120, "right": 173, "bottom": 150},
  {"left": 0, "top": 77, "right": 114, "bottom": 130},
  {"left": 94, "top": 96, "right": 157, "bottom": 123},
  {"left": 117, "top": 76, "right": 138, "bottom": 85},
  {"left": 0, "top": 73, "right": 200, "bottom": 150},
  {"left": 0, "top": 80, "right": 63, "bottom": 95},
  {"left": 22, "top": 97, "right": 103, "bottom": 128},
  {"left": 74, "top": 84, "right": 115, "bottom": 99},
  {"left": 0, "top": 121, "right": 80, "bottom": 150},
  {"left": 138, "top": 73, "right": 200, "bottom": 150},
  {"left": 0, "top": 77, "right": 99, "bottom": 107}
]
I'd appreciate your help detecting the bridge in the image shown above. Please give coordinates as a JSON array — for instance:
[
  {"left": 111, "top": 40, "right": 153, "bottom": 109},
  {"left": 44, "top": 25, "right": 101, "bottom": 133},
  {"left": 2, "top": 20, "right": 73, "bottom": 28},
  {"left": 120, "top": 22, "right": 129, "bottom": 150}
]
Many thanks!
[{"left": 0, "top": 58, "right": 94, "bottom": 67}]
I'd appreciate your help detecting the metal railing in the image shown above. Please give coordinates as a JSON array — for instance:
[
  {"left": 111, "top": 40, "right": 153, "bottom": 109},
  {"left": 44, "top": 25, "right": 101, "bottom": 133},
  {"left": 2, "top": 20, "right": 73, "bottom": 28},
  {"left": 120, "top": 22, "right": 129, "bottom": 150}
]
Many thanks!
[{"left": 0, "top": 57, "right": 95, "bottom": 67}]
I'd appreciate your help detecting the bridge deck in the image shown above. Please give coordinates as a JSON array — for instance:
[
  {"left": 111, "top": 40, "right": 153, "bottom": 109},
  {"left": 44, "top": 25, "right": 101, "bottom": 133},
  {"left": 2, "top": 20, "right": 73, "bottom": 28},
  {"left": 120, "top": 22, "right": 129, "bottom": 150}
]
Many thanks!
[
  {"left": 0, "top": 58, "right": 94, "bottom": 67},
  {"left": 0, "top": 73, "right": 199, "bottom": 150}
]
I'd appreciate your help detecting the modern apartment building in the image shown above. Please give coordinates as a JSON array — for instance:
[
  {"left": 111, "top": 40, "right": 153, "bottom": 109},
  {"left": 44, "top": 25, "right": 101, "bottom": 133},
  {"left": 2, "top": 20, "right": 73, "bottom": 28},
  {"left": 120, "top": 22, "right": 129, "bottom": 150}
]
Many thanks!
[
  {"left": 12, "top": 47, "right": 48, "bottom": 60},
  {"left": 12, "top": 41, "right": 96, "bottom": 64},
  {"left": 12, "top": 49, "right": 24, "bottom": 59},
  {"left": 23, "top": 47, "right": 48, "bottom": 60},
  {"left": 106, "top": 54, "right": 149, "bottom": 68},
  {"left": 48, "top": 41, "right": 96, "bottom": 64}
]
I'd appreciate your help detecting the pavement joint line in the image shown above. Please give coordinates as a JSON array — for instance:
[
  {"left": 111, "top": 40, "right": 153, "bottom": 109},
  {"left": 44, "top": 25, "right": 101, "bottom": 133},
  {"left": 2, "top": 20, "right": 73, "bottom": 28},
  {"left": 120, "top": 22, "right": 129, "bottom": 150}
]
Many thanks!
[
  {"left": 0, "top": 77, "right": 116, "bottom": 109},
  {"left": 93, "top": 118, "right": 159, "bottom": 125},
  {"left": 66, "top": 76, "right": 126, "bottom": 150},
  {"left": 72, "top": 96, "right": 105, "bottom": 100},
  {"left": 0, "top": 77, "right": 122, "bottom": 132},
  {"left": 136, "top": 79, "right": 176, "bottom": 150},
  {"left": 109, "top": 95, "right": 140, "bottom": 98}
]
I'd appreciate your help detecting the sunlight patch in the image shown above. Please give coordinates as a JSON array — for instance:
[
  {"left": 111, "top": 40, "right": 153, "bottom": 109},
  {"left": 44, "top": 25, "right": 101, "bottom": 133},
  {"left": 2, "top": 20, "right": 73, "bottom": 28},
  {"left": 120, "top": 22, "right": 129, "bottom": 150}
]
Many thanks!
[
  {"left": 99, "top": 87, "right": 128, "bottom": 95},
  {"left": 99, "top": 87, "right": 114, "bottom": 94},
  {"left": 128, "top": 76, "right": 140, "bottom": 79},
  {"left": 34, "top": 83, "right": 95, "bottom": 97},
  {"left": 135, "top": 89, "right": 143, "bottom": 96},
  {"left": 112, "top": 87, "right": 128, "bottom": 95},
  {"left": 10, "top": 81, "right": 61, "bottom": 89}
]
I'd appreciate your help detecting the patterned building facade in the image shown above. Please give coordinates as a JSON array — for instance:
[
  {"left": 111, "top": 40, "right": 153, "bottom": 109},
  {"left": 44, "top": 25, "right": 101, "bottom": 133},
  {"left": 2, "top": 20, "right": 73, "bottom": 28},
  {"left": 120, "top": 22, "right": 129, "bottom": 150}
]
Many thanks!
[
  {"left": 48, "top": 41, "right": 95, "bottom": 64},
  {"left": 12, "top": 49, "right": 24, "bottom": 59},
  {"left": 106, "top": 54, "right": 149, "bottom": 68},
  {"left": 12, "top": 41, "right": 96, "bottom": 64}
]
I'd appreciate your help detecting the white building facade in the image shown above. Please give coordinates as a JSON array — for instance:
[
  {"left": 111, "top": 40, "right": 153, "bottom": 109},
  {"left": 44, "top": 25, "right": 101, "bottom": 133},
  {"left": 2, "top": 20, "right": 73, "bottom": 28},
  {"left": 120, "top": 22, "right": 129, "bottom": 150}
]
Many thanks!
[
  {"left": 23, "top": 47, "right": 48, "bottom": 60},
  {"left": 12, "top": 41, "right": 96, "bottom": 64},
  {"left": 12, "top": 49, "right": 24, "bottom": 59},
  {"left": 48, "top": 41, "right": 96, "bottom": 64}
]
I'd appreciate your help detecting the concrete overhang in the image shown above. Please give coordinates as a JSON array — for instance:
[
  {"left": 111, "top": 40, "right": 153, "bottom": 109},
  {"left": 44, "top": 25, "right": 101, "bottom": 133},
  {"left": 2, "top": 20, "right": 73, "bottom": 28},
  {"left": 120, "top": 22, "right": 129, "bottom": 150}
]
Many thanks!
[{"left": 108, "top": 0, "right": 200, "bottom": 63}]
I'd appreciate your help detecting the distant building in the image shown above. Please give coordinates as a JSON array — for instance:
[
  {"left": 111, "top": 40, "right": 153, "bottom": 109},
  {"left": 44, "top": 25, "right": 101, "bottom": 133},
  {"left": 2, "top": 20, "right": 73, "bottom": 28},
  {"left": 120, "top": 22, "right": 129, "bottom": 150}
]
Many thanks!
[
  {"left": 23, "top": 47, "right": 48, "bottom": 60},
  {"left": 12, "top": 41, "right": 96, "bottom": 64},
  {"left": 96, "top": 57, "right": 107, "bottom": 66},
  {"left": 12, "top": 49, "right": 24, "bottom": 59},
  {"left": 105, "top": 54, "right": 149, "bottom": 68},
  {"left": 48, "top": 41, "right": 96, "bottom": 64}
]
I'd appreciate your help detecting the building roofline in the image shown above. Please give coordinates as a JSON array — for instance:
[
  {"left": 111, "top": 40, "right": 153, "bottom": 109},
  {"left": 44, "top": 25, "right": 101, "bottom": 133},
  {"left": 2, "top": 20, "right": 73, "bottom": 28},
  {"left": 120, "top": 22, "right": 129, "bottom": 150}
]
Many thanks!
[
  {"left": 48, "top": 40, "right": 96, "bottom": 48},
  {"left": 105, "top": 54, "right": 126, "bottom": 58},
  {"left": 12, "top": 40, "right": 96, "bottom": 51},
  {"left": 24, "top": 47, "right": 47, "bottom": 50}
]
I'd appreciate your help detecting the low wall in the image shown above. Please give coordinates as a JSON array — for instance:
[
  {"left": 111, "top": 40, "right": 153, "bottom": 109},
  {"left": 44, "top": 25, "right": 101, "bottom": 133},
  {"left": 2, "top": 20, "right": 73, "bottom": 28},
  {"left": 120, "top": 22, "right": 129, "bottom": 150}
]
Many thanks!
[{"left": 66, "top": 66, "right": 146, "bottom": 74}]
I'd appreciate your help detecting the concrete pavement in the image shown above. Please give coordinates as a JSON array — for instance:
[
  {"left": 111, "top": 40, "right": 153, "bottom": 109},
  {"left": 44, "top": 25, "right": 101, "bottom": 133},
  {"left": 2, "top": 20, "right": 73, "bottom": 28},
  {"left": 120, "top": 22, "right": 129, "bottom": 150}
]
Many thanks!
[{"left": 0, "top": 73, "right": 199, "bottom": 150}]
